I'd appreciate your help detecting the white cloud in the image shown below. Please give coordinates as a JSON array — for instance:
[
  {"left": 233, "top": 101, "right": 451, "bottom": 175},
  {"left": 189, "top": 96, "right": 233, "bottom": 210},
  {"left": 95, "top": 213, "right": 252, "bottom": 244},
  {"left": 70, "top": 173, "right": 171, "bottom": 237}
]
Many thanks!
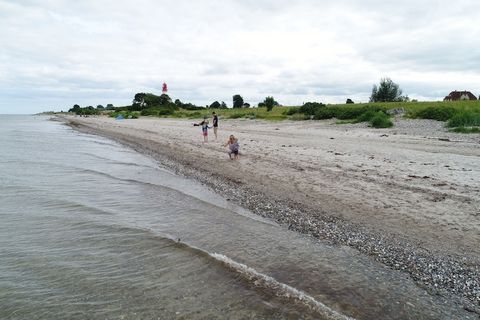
[{"left": 0, "top": 0, "right": 479, "bottom": 113}]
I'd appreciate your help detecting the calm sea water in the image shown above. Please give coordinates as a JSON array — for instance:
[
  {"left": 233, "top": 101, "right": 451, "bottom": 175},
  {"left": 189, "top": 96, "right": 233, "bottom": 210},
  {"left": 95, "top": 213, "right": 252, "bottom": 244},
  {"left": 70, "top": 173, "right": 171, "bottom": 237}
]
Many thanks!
[{"left": 0, "top": 115, "right": 474, "bottom": 319}]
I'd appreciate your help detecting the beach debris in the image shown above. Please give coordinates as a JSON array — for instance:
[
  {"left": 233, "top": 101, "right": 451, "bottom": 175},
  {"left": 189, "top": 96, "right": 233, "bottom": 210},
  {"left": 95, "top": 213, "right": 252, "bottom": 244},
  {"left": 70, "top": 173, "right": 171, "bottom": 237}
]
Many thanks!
[
  {"left": 387, "top": 108, "right": 405, "bottom": 115},
  {"left": 407, "top": 175, "right": 430, "bottom": 179},
  {"left": 380, "top": 134, "right": 389, "bottom": 137},
  {"left": 431, "top": 194, "right": 447, "bottom": 202},
  {"left": 433, "top": 182, "right": 448, "bottom": 187}
]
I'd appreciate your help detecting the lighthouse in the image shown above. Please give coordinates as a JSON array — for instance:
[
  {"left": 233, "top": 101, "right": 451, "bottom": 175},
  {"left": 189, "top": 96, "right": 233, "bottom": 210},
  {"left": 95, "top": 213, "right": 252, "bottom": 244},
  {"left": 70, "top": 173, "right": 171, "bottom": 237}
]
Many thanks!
[{"left": 162, "top": 82, "right": 168, "bottom": 93}]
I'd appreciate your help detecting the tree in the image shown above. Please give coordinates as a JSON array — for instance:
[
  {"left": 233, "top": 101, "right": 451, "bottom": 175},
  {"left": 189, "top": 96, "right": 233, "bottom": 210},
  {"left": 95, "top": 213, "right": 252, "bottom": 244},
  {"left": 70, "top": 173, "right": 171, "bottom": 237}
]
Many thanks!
[
  {"left": 97, "top": 104, "right": 104, "bottom": 109},
  {"left": 243, "top": 103, "right": 250, "bottom": 108},
  {"left": 159, "top": 93, "right": 171, "bottom": 105},
  {"left": 132, "top": 92, "right": 147, "bottom": 110},
  {"left": 346, "top": 98, "right": 354, "bottom": 104},
  {"left": 262, "top": 96, "right": 277, "bottom": 111},
  {"left": 233, "top": 94, "right": 244, "bottom": 108},
  {"left": 106, "top": 104, "right": 114, "bottom": 110},
  {"left": 68, "top": 104, "right": 81, "bottom": 113},
  {"left": 210, "top": 101, "right": 221, "bottom": 109},
  {"left": 369, "top": 78, "right": 407, "bottom": 102},
  {"left": 220, "top": 101, "right": 228, "bottom": 109}
]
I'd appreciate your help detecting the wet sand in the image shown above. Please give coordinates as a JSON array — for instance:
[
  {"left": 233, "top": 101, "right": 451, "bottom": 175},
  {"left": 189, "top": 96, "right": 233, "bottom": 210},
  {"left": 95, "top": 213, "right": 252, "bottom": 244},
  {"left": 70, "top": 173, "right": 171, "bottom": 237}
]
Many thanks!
[{"left": 60, "top": 115, "right": 480, "bottom": 310}]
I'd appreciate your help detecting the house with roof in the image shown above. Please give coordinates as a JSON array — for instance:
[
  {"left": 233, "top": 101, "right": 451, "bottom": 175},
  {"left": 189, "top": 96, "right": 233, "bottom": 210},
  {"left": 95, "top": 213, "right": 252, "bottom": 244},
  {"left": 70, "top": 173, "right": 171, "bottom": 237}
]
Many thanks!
[{"left": 443, "top": 90, "right": 477, "bottom": 101}]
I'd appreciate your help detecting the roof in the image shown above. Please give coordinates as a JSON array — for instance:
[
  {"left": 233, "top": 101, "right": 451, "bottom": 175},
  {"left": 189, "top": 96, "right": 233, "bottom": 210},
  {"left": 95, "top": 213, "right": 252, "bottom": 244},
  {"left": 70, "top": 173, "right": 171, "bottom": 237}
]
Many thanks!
[{"left": 444, "top": 90, "right": 477, "bottom": 101}]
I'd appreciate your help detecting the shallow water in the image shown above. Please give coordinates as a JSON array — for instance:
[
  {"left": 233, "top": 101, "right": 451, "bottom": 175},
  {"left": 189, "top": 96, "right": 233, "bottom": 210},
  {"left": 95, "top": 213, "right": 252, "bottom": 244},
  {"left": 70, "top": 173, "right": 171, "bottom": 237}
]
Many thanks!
[{"left": 0, "top": 115, "right": 474, "bottom": 319}]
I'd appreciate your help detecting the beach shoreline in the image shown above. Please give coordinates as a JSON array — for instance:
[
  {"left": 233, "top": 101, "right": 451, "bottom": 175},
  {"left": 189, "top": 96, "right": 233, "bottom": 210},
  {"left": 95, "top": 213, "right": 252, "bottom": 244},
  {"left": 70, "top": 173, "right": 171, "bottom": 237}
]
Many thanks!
[{"left": 58, "top": 115, "right": 480, "bottom": 311}]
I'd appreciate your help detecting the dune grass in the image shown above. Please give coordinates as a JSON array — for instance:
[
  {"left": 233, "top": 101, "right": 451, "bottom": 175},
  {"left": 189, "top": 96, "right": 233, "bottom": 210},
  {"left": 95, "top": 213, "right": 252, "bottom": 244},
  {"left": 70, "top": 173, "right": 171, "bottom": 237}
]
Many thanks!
[
  {"left": 170, "top": 106, "right": 294, "bottom": 121},
  {"left": 141, "top": 100, "right": 479, "bottom": 132}
]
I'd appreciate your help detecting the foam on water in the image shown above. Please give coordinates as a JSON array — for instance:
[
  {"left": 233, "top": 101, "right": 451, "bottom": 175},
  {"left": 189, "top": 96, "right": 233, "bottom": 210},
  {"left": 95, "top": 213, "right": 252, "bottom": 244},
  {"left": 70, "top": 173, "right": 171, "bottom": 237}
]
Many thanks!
[{"left": 210, "top": 253, "right": 355, "bottom": 320}]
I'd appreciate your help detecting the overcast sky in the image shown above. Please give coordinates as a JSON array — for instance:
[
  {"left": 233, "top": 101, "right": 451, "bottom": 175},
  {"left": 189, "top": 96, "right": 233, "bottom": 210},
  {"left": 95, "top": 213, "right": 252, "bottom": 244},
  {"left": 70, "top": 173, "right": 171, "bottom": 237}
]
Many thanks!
[{"left": 1, "top": 0, "right": 479, "bottom": 113}]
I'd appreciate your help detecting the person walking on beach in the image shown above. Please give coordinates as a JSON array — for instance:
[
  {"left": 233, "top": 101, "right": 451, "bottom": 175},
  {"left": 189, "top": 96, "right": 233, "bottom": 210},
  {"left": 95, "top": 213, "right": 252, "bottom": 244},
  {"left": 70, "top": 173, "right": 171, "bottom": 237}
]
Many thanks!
[
  {"left": 194, "top": 116, "right": 211, "bottom": 143},
  {"left": 212, "top": 112, "right": 219, "bottom": 140},
  {"left": 224, "top": 135, "right": 239, "bottom": 160}
]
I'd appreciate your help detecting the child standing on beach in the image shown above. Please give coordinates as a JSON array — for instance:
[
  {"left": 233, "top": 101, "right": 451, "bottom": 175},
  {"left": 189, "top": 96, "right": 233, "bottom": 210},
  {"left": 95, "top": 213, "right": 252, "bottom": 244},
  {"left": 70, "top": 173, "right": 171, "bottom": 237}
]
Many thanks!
[
  {"left": 224, "top": 135, "right": 239, "bottom": 160},
  {"left": 212, "top": 112, "right": 219, "bottom": 140},
  {"left": 194, "top": 116, "right": 211, "bottom": 143}
]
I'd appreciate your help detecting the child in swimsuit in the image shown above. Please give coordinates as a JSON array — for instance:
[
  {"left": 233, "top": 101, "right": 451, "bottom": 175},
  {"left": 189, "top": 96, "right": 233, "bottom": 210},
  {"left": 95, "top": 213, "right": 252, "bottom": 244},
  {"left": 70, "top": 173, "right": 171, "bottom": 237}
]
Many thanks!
[{"left": 224, "top": 135, "right": 239, "bottom": 160}]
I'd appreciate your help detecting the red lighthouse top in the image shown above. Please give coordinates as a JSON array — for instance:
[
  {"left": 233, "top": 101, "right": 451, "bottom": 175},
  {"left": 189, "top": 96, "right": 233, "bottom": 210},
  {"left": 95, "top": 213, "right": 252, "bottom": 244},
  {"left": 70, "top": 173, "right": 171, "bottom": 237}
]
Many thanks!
[{"left": 162, "top": 82, "right": 168, "bottom": 93}]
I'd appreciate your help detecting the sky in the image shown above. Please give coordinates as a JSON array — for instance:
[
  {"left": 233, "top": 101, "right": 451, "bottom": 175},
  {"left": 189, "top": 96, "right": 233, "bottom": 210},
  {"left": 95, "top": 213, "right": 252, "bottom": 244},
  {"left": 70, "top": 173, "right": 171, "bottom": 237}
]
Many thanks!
[{"left": 1, "top": 0, "right": 479, "bottom": 114}]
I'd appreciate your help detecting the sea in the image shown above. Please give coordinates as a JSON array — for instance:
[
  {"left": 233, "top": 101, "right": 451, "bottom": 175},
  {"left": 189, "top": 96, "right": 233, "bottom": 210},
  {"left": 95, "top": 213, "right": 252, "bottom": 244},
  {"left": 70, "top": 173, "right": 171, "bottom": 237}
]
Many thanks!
[{"left": 0, "top": 115, "right": 474, "bottom": 319}]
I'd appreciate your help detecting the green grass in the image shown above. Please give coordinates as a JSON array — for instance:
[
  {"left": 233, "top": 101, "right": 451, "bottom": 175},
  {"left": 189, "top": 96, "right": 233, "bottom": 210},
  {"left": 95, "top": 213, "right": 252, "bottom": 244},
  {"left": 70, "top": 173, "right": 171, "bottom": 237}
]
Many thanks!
[
  {"left": 133, "top": 100, "right": 480, "bottom": 133},
  {"left": 168, "top": 107, "right": 292, "bottom": 121},
  {"left": 450, "top": 127, "right": 480, "bottom": 133},
  {"left": 406, "top": 101, "right": 480, "bottom": 132},
  {"left": 369, "top": 112, "right": 393, "bottom": 128},
  {"left": 314, "top": 105, "right": 389, "bottom": 120},
  {"left": 447, "top": 111, "right": 480, "bottom": 127},
  {"left": 335, "top": 119, "right": 356, "bottom": 124},
  {"left": 322, "top": 100, "right": 479, "bottom": 131},
  {"left": 411, "top": 106, "right": 456, "bottom": 121},
  {"left": 110, "top": 111, "right": 140, "bottom": 119}
]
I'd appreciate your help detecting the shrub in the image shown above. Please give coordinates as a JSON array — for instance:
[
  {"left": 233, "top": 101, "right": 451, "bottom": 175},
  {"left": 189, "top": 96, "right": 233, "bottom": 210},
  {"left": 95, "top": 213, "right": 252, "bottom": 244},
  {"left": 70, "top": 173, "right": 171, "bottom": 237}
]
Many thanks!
[
  {"left": 369, "top": 112, "right": 393, "bottom": 128},
  {"left": 141, "top": 108, "right": 159, "bottom": 116},
  {"left": 111, "top": 111, "right": 139, "bottom": 119},
  {"left": 157, "top": 108, "right": 174, "bottom": 116},
  {"left": 414, "top": 106, "right": 456, "bottom": 121},
  {"left": 447, "top": 111, "right": 480, "bottom": 127},
  {"left": 451, "top": 127, "right": 480, "bottom": 133},
  {"left": 283, "top": 107, "right": 299, "bottom": 115},
  {"left": 299, "top": 102, "right": 325, "bottom": 115},
  {"left": 334, "top": 106, "right": 365, "bottom": 119},
  {"left": 314, "top": 107, "right": 336, "bottom": 119},
  {"left": 229, "top": 113, "right": 245, "bottom": 119},
  {"left": 290, "top": 113, "right": 310, "bottom": 121},
  {"left": 188, "top": 112, "right": 203, "bottom": 119},
  {"left": 355, "top": 110, "right": 378, "bottom": 123}
]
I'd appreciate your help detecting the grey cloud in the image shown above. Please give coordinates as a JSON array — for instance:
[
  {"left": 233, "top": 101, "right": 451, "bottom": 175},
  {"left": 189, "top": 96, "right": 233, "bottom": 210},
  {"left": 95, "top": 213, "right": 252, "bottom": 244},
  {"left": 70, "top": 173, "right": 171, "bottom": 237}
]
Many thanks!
[{"left": 1, "top": 0, "right": 480, "bottom": 113}]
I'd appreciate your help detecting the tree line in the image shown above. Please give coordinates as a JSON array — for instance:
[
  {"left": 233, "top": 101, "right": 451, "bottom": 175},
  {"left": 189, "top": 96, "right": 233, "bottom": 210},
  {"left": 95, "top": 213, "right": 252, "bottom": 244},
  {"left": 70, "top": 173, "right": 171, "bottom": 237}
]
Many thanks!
[{"left": 68, "top": 78, "right": 408, "bottom": 115}]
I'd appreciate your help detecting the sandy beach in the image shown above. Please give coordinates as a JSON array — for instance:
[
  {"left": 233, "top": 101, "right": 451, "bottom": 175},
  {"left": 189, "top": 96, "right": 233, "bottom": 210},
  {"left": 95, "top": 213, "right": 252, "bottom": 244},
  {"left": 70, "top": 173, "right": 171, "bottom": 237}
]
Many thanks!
[{"left": 61, "top": 115, "right": 480, "bottom": 309}]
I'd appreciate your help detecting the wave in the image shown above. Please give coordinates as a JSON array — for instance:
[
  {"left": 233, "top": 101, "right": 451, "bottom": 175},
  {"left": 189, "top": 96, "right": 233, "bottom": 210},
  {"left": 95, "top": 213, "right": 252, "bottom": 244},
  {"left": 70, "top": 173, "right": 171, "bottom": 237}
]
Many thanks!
[
  {"left": 210, "top": 253, "right": 355, "bottom": 320},
  {"left": 77, "top": 152, "right": 154, "bottom": 168},
  {"left": 88, "top": 224, "right": 354, "bottom": 320}
]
